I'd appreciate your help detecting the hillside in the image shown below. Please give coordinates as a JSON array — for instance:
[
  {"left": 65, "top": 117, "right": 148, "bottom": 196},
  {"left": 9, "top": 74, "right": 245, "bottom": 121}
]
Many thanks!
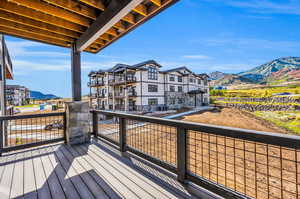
[
  {"left": 30, "top": 91, "right": 59, "bottom": 100},
  {"left": 210, "top": 57, "right": 300, "bottom": 87},
  {"left": 209, "top": 71, "right": 226, "bottom": 80}
]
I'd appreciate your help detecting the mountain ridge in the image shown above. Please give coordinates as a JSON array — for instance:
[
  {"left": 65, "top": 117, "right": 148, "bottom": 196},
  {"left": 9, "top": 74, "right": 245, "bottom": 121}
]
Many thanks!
[
  {"left": 30, "top": 90, "right": 59, "bottom": 100},
  {"left": 209, "top": 57, "right": 300, "bottom": 87}
]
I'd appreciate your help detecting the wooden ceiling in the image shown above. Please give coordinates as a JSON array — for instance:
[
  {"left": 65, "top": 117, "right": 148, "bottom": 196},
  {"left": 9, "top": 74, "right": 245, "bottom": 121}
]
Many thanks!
[{"left": 0, "top": 0, "right": 178, "bottom": 53}]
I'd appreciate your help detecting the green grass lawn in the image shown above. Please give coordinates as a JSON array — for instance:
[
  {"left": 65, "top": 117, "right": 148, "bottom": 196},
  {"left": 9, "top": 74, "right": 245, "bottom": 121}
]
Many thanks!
[
  {"left": 253, "top": 111, "right": 300, "bottom": 134},
  {"left": 15, "top": 104, "right": 39, "bottom": 108}
]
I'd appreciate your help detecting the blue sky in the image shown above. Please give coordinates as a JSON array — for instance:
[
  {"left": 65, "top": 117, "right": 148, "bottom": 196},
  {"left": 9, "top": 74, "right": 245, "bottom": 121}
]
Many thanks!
[{"left": 5, "top": 0, "right": 300, "bottom": 97}]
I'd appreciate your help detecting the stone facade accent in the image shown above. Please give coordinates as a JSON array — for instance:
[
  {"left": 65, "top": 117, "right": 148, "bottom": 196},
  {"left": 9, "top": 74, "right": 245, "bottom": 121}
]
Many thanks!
[{"left": 65, "top": 101, "right": 90, "bottom": 145}]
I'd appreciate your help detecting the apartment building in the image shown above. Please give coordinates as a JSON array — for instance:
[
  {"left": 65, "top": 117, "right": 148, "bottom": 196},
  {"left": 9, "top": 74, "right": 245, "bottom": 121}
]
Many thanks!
[
  {"left": 88, "top": 60, "right": 209, "bottom": 112},
  {"left": 6, "top": 85, "right": 30, "bottom": 106}
]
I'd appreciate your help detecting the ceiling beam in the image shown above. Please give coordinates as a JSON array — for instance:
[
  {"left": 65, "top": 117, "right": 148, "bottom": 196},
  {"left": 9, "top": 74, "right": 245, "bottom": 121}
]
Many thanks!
[
  {"left": 0, "top": 18, "right": 74, "bottom": 42},
  {"left": 42, "top": 0, "right": 97, "bottom": 19},
  {"left": 78, "top": 0, "right": 105, "bottom": 11},
  {"left": 0, "top": 1, "right": 86, "bottom": 33},
  {"left": 8, "top": 0, "right": 91, "bottom": 27},
  {"left": 76, "top": 0, "right": 144, "bottom": 51},
  {"left": 122, "top": 13, "right": 136, "bottom": 24},
  {"left": 133, "top": 4, "right": 148, "bottom": 16},
  {"left": 151, "top": 0, "right": 161, "bottom": 6},
  {"left": 0, "top": 25, "right": 69, "bottom": 48},
  {"left": 0, "top": 10, "right": 80, "bottom": 39}
]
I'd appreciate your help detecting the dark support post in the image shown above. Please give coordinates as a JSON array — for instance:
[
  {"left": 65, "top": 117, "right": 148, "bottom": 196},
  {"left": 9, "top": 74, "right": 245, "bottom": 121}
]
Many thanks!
[
  {"left": 93, "top": 111, "right": 98, "bottom": 138},
  {"left": 63, "top": 112, "right": 67, "bottom": 143},
  {"left": 71, "top": 44, "right": 81, "bottom": 101},
  {"left": 0, "top": 35, "right": 6, "bottom": 115},
  {"left": 119, "top": 117, "right": 126, "bottom": 152},
  {"left": 0, "top": 120, "right": 3, "bottom": 156},
  {"left": 177, "top": 127, "right": 187, "bottom": 183}
]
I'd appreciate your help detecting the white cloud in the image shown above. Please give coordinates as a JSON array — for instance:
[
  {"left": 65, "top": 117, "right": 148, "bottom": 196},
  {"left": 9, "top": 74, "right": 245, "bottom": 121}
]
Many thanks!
[
  {"left": 182, "top": 55, "right": 212, "bottom": 60},
  {"left": 193, "top": 37, "right": 300, "bottom": 51},
  {"left": 204, "top": 0, "right": 300, "bottom": 15},
  {"left": 6, "top": 40, "right": 68, "bottom": 58},
  {"left": 159, "top": 61, "right": 254, "bottom": 73}
]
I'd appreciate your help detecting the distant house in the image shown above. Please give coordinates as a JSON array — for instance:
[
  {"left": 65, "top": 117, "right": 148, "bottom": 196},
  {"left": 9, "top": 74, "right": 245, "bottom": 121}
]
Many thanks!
[
  {"left": 88, "top": 60, "right": 210, "bottom": 112},
  {"left": 213, "top": 86, "right": 227, "bottom": 90},
  {"left": 6, "top": 85, "right": 30, "bottom": 106}
]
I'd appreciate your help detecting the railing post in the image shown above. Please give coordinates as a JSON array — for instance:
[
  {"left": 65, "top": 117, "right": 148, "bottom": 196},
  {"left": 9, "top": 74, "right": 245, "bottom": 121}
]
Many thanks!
[
  {"left": 177, "top": 127, "right": 187, "bottom": 183},
  {"left": 119, "top": 117, "right": 126, "bottom": 152},
  {"left": 63, "top": 112, "right": 67, "bottom": 143},
  {"left": 92, "top": 111, "right": 98, "bottom": 138},
  {"left": 0, "top": 120, "right": 2, "bottom": 156}
]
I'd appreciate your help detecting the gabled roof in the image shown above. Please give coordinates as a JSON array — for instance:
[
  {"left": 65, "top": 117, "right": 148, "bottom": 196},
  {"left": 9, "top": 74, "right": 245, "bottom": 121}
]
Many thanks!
[
  {"left": 130, "top": 60, "right": 162, "bottom": 68},
  {"left": 89, "top": 60, "right": 163, "bottom": 75},
  {"left": 162, "top": 66, "right": 192, "bottom": 74}
]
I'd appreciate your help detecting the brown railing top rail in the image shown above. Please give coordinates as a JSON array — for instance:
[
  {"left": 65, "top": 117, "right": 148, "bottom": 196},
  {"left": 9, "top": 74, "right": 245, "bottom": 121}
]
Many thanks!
[
  {"left": 92, "top": 109, "right": 300, "bottom": 149},
  {"left": 0, "top": 112, "right": 65, "bottom": 121}
]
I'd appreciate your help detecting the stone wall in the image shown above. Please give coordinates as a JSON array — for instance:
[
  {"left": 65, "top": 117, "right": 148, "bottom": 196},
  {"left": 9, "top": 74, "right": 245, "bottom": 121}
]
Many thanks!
[
  {"left": 65, "top": 101, "right": 90, "bottom": 145},
  {"left": 215, "top": 97, "right": 300, "bottom": 104},
  {"left": 221, "top": 103, "right": 296, "bottom": 112}
]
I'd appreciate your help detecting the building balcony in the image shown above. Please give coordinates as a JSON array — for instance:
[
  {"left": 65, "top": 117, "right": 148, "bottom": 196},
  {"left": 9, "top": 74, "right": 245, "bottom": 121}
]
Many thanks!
[
  {"left": 88, "top": 81, "right": 105, "bottom": 87},
  {"left": 90, "top": 93, "right": 106, "bottom": 98},
  {"left": 109, "top": 76, "right": 137, "bottom": 85},
  {"left": 114, "top": 93, "right": 125, "bottom": 98},
  {"left": 128, "top": 91, "right": 137, "bottom": 97}
]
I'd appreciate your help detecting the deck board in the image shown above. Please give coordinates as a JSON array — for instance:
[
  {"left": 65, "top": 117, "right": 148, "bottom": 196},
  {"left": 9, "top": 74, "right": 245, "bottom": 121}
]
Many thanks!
[
  {"left": 40, "top": 147, "right": 66, "bottom": 199},
  {"left": 23, "top": 150, "right": 38, "bottom": 199},
  {"left": 0, "top": 141, "right": 199, "bottom": 199},
  {"left": 32, "top": 146, "right": 52, "bottom": 199},
  {"left": 10, "top": 152, "right": 24, "bottom": 198},
  {"left": 46, "top": 146, "right": 81, "bottom": 199},
  {"left": 0, "top": 151, "right": 16, "bottom": 199}
]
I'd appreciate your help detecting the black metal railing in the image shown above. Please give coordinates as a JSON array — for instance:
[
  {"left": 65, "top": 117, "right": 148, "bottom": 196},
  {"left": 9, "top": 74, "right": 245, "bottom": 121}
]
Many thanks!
[
  {"left": 91, "top": 110, "right": 300, "bottom": 199},
  {"left": 0, "top": 112, "right": 66, "bottom": 154}
]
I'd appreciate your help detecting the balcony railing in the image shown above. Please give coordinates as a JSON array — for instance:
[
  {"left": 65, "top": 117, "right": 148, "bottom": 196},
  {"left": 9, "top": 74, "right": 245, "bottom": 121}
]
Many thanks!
[
  {"left": 90, "top": 93, "right": 106, "bottom": 98},
  {"left": 109, "top": 76, "right": 137, "bottom": 85},
  {"left": 88, "top": 80, "right": 105, "bottom": 87},
  {"left": 0, "top": 112, "right": 66, "bottom": 153},
  {"left": 128, "top": 91, "right": 137, "bottom": 97},
  {"left": 91, "top": 110, "right": 300, "bottom": 199}
]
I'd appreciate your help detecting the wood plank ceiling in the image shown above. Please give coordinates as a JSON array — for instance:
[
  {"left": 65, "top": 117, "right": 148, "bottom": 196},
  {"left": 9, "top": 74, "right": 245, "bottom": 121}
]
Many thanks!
[{"left": 0, "top": 0, "right": 178, "bottom": 53}]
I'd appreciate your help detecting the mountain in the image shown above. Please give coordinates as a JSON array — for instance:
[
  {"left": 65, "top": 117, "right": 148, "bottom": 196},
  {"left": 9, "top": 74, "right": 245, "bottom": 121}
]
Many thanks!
[
  {"left": 239, "top": 57, "right": 300, "bottom": 78},
  {"left": 209, "top": 71, "right": 227, "bottom": 80},
  {"left": 211, "top": 57, "right": 300, "bottom": 87},
  {"left": 30, "top": 91, "right": 60, "bottom": 100},
  {"left": 210, "top": 74, "right": 256, "bottom": 87}
]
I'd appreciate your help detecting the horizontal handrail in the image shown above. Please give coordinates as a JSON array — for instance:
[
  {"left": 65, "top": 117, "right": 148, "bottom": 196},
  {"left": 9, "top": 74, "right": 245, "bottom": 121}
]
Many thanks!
[
  {"left": 91, "top": 109, "right": 300, "bottom": 149},
  {"left": 0, "top": 112, "right": 65, "bottom": 121}
]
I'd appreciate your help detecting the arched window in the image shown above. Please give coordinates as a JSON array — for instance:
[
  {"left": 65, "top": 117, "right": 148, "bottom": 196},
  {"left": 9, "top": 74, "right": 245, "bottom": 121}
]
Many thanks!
[{"left": 148, "top": 66, "right": 158, "bottom": 80}]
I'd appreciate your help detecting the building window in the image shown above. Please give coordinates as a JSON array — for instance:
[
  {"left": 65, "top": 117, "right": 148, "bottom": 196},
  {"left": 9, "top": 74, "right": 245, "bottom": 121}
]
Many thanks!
[
  {"left": 178, "top": 76, "right": 182, "bottom": 82},
  {"left": 169, "top": 74, "right": 175, "bottom": 81},
  {"left": 178, "top": 98, "right": 183, "bottom": 104},
  {"left": 204, "top": 79, "right": 208, "bottom": 86},
  {"left": 178, "top": 86, "right": 183, "bottom": 92},
  {"left": 169, "top": 98, "right": 175, "bottom": 105},
  {"left": 148, "top": 98, "right": 158, "bottom": 105},
  {"left": 189, "top": 78, "right": 194, "bottom": 83},
  {"left": 148, "top": 67, "right": 158, "bottom": 80},
  {"left": 170, "top": 86, "right": 175, "bottom": 92},
  {"left": 148, "top": 84, "right": 158, "bottom": 92}
]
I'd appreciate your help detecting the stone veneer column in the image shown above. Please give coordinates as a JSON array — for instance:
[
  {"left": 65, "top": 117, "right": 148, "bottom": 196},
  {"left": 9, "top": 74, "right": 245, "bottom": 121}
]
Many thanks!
[{"left": 65, "top": 101, "right": 90, "bottom": 145}]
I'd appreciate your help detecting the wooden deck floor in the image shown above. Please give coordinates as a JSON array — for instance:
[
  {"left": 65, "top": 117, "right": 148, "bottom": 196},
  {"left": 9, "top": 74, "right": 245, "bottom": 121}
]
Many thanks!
[{"left": 0, "top": 139, "right": 199, "bottom": 199}]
